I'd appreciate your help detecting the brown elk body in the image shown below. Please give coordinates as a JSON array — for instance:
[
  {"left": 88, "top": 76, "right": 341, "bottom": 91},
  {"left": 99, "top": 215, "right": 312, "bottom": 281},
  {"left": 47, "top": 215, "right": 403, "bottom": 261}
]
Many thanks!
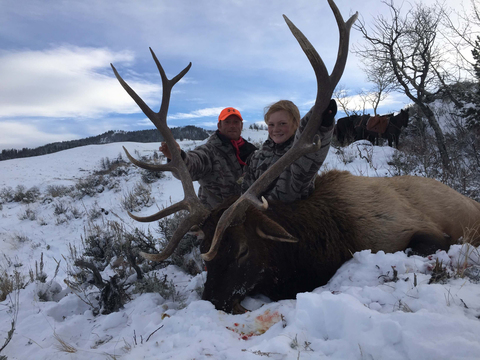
[
  {"left": 199, "top": 170, "right": 480, "bottom": 313},
  {"left": 111, "top": 0, "right": 480, "bottom": 315}
]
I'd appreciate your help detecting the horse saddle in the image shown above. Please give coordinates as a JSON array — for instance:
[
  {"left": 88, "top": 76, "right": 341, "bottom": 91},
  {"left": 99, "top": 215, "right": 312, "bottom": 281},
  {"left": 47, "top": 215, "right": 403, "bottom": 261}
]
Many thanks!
[{"left": 366, "top": 115, "right": 389, "bottom": 134}]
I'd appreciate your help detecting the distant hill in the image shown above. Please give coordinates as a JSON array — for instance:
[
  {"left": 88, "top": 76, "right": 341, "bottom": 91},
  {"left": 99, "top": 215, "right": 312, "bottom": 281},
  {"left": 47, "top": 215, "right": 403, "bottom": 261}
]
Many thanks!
[{"left": 0, "top": 126, "right": 211, "bottom": 161}]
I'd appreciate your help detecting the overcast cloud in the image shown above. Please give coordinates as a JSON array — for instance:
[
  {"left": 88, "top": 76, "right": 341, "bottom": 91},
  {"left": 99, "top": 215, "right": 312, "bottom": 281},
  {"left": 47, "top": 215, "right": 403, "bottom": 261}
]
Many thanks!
[{"left": 0, "top": 0, "right": 473, "bottom": 150}]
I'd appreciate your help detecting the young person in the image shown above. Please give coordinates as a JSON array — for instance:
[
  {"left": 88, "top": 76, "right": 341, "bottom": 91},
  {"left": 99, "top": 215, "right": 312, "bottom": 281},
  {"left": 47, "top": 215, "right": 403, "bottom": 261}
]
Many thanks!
[{"left": 241, "top": 99, "right": 336, "bottom": 203}]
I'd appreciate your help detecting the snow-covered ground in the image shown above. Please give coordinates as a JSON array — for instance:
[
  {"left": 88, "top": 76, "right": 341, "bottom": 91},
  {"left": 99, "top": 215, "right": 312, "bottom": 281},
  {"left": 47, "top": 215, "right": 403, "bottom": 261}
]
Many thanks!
[{"left": 1, "top": 128, "right": 480, "bottom": 360}]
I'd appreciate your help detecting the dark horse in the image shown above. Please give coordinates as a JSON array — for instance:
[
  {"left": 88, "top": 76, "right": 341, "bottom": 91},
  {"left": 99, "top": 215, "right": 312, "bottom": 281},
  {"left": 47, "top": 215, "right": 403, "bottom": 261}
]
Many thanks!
[
  {"left": 335, "top": 116, "right": 356, "bottom": 145},
  {"left": 380, "top": 109, "right": 409, "bottom": 148},
  {"left": 335, "top": 114, "right": 373, "bottom": 145}
]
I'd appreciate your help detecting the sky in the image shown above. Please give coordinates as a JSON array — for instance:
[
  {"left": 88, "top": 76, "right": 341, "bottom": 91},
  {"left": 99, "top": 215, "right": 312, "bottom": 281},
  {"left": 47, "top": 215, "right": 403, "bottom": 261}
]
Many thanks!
[
  {"left": 0, "top": 0, "right": 473, "bottom": 150},
  {"left": 1, "top": 133, "right": 480, "bottom": 359}
]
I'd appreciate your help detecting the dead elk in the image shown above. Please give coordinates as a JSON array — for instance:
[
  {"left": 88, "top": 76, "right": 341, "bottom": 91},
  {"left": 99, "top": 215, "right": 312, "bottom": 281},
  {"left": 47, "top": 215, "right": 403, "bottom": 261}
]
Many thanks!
[{"left": 199, "top": 170, "right": 480, "bottom": 313}]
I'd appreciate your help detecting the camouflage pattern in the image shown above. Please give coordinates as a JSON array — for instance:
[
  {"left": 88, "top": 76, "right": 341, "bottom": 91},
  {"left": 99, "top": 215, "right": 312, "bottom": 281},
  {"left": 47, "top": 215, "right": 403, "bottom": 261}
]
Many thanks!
[
  {"left": 242, "top": 107, "right": 334, "bottom": 203},
  {"left": 181, "top": 131, "right": 256, "bottom": 210}
]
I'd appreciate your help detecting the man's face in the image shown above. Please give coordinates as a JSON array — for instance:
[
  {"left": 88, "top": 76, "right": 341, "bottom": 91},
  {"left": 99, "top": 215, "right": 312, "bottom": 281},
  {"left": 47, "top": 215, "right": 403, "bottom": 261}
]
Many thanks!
[{"left": 217, "top": 115, "right": 243, "bottom": 140}]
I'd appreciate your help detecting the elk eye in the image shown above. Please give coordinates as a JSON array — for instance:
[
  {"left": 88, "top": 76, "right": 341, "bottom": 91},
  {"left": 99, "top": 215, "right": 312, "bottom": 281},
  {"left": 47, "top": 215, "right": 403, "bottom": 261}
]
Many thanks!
[{"left": 237, "top": 244, "right": 249, "bottom": 264}]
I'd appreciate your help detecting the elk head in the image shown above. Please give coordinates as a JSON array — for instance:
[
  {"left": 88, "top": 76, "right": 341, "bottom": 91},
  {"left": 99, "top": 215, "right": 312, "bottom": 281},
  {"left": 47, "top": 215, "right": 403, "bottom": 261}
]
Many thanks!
[{"left": 112, "top": 0, "right": 358, "bottom": 313}]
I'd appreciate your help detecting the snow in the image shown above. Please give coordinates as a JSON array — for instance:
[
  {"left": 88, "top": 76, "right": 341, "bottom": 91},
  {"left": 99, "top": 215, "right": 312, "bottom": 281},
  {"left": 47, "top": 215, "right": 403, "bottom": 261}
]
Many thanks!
[{"left": 1, "top": 128, "right": 480, "bottom": 360}]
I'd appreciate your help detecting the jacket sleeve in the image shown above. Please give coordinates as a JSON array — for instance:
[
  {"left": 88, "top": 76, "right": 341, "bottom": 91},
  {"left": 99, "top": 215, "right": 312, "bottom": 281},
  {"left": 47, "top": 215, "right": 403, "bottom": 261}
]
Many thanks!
[
  {"left": 265, "top": 107, "right": 334, "bottom": 203},
  {"left": 240, "top": 152, "right": 257, "bottom": 194},
  {"left": 171, "top": 144, "right": 214, "bottom": 181}
]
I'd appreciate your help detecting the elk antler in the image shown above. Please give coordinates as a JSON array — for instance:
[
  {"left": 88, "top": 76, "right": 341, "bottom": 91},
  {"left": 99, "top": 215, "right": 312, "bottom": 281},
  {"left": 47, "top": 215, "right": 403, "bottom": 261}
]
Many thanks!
[
  {"left": 111, "top": 49, "right": 211, "bottom": 261},
  {"left": 201, "top": 0, "right": 358, "bottom": 261}
]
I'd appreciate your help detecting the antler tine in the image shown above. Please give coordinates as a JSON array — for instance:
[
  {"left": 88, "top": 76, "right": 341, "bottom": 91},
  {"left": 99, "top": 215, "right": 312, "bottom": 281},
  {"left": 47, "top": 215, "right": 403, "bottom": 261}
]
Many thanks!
[
  {"left": 128, "top": 199, "right": 188, "bottom": 223},
  {"left": 111, "top": 49, "right": 210, "bottom": 261},
  {"left": 140, "top": 215, "right": 203, "bottom": 262},
  {"left": 123, "top": 146, "right": 177, "bottom": 173},
  {"left": 202, "top": 0, "right": 358, "bottom": 261},
  {"left": 327, "top": 0, "right": 358, "bottom": 89}
]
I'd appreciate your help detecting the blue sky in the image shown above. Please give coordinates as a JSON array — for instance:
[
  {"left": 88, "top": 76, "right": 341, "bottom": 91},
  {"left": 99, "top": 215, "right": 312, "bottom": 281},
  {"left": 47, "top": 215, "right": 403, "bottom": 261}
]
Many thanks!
[{"left": 0, "top": 0, "right": 467, "bottom": 150}]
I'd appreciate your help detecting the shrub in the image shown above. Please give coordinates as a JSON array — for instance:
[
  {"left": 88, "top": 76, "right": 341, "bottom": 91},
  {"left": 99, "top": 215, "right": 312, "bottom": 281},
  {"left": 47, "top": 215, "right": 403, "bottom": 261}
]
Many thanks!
[
  {"left": 133, "top": 273, "right": 182, "bottom": 303},
  {"left": 0, "top": 268, "right": 29, "bottom": 302},
  {"left": 121, "top": 182, "right": 154, "bottom": 212},
  {"left": 70, "top": 206, "right": 83, "bottom": 219},
  {"left": 96, "top": 156, "right": 129, "bottom": 177},
  {"left": 13, "top": 185, "right": 40, "bottom": 204},
  {"left": 9, "top": 233, "right": 30, "bottom": 246},
  {"left": 64, "top": 222, "right": 157, "bottom": 316},
  {"left": 31, "top": 254, "right": 62, "bottom": 302},
  {"left": 141, "top": 169, "right": 166, "bottom": 184},
  {"left": 53, "top": 201, "right": 69, "bottom": 216},
  {"left": 81, "top": 223, "right": 118, "bottom": 269},
  {"left": 46, "top": 184, "right": 74, "bottom": 198},
  {"left": 156, "top": 211, "right": 203, "bottom": 275},
  {"left": 75, "top": 175, "right": 108, "bottom": 198},
  {"left": 18, "top": 207, "right": 37, "bottom": 221},
  {"left": 0, "top": 187, "right": 14, "bottom": 203}
]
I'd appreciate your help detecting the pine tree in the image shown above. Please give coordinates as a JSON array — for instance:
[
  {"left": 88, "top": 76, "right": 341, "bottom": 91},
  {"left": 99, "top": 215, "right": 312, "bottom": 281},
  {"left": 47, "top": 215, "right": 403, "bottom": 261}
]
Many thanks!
[{"left": 464, "top": 36, "right": 480, "bottom": 130}]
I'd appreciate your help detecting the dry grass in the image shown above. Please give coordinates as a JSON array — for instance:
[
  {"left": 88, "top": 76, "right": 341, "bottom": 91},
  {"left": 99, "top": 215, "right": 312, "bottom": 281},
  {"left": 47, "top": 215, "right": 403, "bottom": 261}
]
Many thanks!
[
  {"left": 461, "top": 221, "right": 480, "bottom": 247},
  {"left": 53, "top": 332, "right": 77, "bottom": 353}
]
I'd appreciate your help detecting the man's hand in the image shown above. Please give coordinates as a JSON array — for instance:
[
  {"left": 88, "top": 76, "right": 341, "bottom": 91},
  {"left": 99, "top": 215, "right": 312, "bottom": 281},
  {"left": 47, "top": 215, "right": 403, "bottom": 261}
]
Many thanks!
[{"left": 159, "top": 141, "right": 181, "bottom": 160}]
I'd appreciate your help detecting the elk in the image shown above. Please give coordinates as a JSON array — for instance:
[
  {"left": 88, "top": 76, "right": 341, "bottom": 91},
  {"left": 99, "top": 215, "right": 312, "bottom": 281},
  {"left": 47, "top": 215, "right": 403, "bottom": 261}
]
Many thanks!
[{"left": 111, "top": 0, "right": 480, "bottom": 314}]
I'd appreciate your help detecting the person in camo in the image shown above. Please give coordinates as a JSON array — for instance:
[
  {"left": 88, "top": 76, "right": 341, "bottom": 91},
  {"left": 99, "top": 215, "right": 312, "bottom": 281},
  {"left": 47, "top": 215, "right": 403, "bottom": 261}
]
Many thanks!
[
  {"left": 160, "top": 107, "right": 257, "bottom": 210},
  {"left": 241, "top": 99, "right": 337, "bottom": 203}
]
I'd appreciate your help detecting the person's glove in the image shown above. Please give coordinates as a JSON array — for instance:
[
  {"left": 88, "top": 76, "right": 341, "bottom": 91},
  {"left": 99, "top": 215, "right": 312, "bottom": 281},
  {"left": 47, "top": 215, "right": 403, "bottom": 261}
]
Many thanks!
[{"left": 321, "top": 99, "right": 337, "bottom": 127}]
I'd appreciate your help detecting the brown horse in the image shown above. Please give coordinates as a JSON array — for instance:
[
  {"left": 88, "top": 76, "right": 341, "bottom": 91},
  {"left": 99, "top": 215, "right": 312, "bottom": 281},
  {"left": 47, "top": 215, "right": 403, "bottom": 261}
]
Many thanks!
[{"left": 353, "top": 114, "right": 377, "bottom": 144}]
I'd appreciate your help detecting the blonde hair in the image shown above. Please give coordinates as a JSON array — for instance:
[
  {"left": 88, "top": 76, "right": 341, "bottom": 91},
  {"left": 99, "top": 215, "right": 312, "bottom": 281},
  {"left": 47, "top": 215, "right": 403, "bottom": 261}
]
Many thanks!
[{"left": 264, "top": 100, "right": 301, "bottom": 130}]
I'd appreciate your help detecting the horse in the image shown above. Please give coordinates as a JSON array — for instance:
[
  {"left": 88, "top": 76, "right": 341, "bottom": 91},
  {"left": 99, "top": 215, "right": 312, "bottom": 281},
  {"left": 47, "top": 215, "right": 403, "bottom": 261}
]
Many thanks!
[
  {"left": 335, "top": 116, "right": 356, "bottom": 146},
  {"left": 380, "top": 109, "right": 409, "bottom": 148},
  {"left": 353, "top": 114, "right": 377, "bottom": 144}
]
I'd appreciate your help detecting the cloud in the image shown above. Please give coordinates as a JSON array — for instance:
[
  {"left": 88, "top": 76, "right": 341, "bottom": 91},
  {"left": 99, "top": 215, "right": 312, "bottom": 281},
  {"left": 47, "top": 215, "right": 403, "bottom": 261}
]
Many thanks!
[
  {"left": 168, "top": 107, "right": 226, "bottom": 120},
  {"left": 0, "top": 0, "right": 470, "bottom": 151},
  {"left": 199, "top": 122, "right": 218, "bottom": 128},
  {"left": 0, "top": 121, "right": 78, "bottom": 149},
  {"left": 0, "top": 46, "right": 160, "bottom": 118}
]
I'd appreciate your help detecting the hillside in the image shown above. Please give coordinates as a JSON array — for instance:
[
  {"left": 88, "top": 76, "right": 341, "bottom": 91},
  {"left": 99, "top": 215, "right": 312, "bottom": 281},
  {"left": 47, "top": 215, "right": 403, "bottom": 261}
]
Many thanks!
[
  {"left": 0, "top": 129, "right": 480, "bottom": 359},
  {"left": 0, "top": 125, "right": 211, "bottom": 161}
]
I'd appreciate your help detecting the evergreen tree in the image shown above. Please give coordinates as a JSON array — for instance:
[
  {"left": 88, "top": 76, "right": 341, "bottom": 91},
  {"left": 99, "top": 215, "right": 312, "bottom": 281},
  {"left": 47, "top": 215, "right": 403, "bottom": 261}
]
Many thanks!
[{"left": 463, "top": 36, "right": 480, "bottom": 130}]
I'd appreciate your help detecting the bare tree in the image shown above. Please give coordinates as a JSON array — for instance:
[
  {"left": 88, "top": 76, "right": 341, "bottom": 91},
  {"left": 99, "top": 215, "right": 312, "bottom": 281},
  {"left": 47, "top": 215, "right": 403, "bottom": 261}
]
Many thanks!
[
  {"left": 354, "top": 0, "right": 454, "bottom": 169},
  {"left": 441, "top": 0, "right": 480, "bottom": 77},
  {"left": 360, "top": 60, "right": 396, "bottom": 115},
  {"left": 355, "top": 89, "right": 370, "bottom": 114},
  {"left": 333, "top": 84, "right": 369, "bottom": 116},
  {"left": 333, "top": 83, "right": 354, "bottom": 116}
]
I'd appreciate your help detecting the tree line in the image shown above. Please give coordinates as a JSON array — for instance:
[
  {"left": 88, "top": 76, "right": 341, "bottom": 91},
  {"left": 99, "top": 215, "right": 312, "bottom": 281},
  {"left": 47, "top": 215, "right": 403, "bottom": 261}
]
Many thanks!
[{"left": 0, "top": 125, "right": 210, "bottom": 161}]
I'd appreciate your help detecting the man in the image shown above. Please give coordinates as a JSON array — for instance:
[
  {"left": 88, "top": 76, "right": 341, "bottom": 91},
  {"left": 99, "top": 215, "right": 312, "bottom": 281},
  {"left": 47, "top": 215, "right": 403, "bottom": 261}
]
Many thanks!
[{"left": 160, "top": 107, "right": 257, "bottom": 210}]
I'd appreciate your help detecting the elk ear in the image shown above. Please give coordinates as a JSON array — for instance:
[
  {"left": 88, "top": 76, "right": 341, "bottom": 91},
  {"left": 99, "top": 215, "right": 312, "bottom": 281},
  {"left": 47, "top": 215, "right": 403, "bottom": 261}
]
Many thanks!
[{"left": 255, "top": 215, "right": 298, "bottom": 243}]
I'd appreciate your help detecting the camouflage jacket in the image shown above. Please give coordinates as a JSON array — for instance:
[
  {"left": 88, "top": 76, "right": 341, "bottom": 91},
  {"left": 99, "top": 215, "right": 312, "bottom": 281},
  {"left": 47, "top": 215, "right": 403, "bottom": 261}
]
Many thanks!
[
  {"left": 180, "top": 131, "right": 257, "bottom": 210},
  {"left": 241, "top": 107, "right": 334, "bottom": 203}
]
